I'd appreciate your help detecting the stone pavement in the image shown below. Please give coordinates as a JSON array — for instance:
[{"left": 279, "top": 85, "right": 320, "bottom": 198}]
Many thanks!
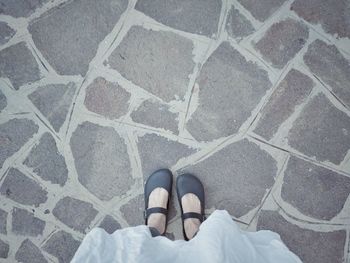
[{"left": 0, "top": 0, "right": 350, "bottom": 262}]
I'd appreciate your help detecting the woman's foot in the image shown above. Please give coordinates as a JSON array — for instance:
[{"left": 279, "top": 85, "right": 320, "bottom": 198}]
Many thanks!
[
  {"left": 181, "top": 193, "right": 201, "bottom": 239},
  {"left": 146, "top": 187, "right": 169, "bottom": 235}
]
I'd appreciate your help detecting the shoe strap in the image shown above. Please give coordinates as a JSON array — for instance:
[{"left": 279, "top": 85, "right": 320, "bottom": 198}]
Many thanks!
[
  {"left": 182, "top": 212, "right": 204, "bottom": 222},
  {"left": 144, "top": 207, "right": 168, "bottom": 220}
]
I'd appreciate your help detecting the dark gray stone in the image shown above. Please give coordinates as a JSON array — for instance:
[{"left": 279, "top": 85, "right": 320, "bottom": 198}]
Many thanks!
[
  {"left": 187, "top": 42, "right": 271, "bottom": 141},
  {"left": 237, "top": 0, "right": 287, "bottom": 21},
  {"left": 255, "top": 19, "right": 308, "bottom": 68},
  {"left": 43, "top": 230, "right": 80, "bottom": 263},
  {"left": 12, "top": 208, "right": 45, "bottom": 236},
  {"left": 84, "top": 77, "right": 130, "bottom": 119},
  {"left": 0, "top": 22, "right": 15, "bottom": 45},
  {"left": 0, "top": 168, "right": 48, "bottom": 206},
  {"left": 288, "top": 93, "right": 350, "bottom": 165},
  {"left": 131, "top": 99, "right": 179, "bottom": 134},
  {"left": 304, "top": 40, "right": 350, "bottom": 108},
  {"left": 24, "top": 132, "right": 68, "bottom": 186},
  {"left": 107, "top": 26, "right": 195, "bottom": 102},
  {"left": 226, "top": 7, "right": 255, "bottom": 40},
  {"left": 0, "top": 239, "right": 9, "bottom": 259},
  {"left": 28, "top": 82, "right": 77, "bottom": 132},
  {"left": 0, "top": 89, "right": 6, "bottom": 112},
  {"left": 291, "top": 0, "right": 350, "bottom": 38},
  {"left": 0, "top": 208, "right": 7, "bottom": 234},
  {"left": 135, "top": 0, "right": 221, "bottom": 37},
  {"left": 254, "top": 69, "right": 314, "bottom": 140},
  {"left": 70, "top": 122, "right": 134, "bottom": 200},
  {"left": 257, "top": 210, "right": 346, "bottom": 263},
  {"left": 15, "top": 239, "right": 47, "bottom": 263},
  {"left": 282, "top": 157, "right": 350, "bottom": 220},
  {"left": 29, "top": 0, "right": 128, "bottom": 76},
  {"left": 0, "top": 42, "right": 41, "bottom": 89},
  {"left": 53, "top": 196, "right": 98, "bottom": 233},
  {"left": 0, "top": 0, "right": 50, "bottom": 17},
  {"left": 99, "top": 215, "right": 121, "bottom": 234},
  {"left": 181, "top": 139, "right": 277, "bottom": 218}
]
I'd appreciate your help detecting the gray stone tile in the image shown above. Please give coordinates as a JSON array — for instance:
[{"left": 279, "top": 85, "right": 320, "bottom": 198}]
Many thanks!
[
  {"left": 288, "top": 93, "right": 350, "bottom": 165},
  {"left": 0, "top": 42, "right": 41, "bottom": 89},
  {"left": 254, "top": 69, "right": 314, "bottom": 140},
  {"left": 42, "top": 230, "right": 80, "bottom": 263},
  {"left": 257, "top": 210, "right": 346, "bottom": 263},
  {"left": 0, "top": 22, "right": 15, "bottom": 45},
  {"left": 28, "top": 0, "right": 128, "bottom": 76},
  {"left": 181, "top": 139, "right": 277, "bottom": 218},
  {"left": 187, "top": 42, "right": 271, "bottom": 141},
  {"left": 84, "top": 77, "right": 130, "bottom": 119},
  {"left": 0, "top": 0, "right": 50, "bottom": 17},
  {"left": 24, "top": 132, "right": 68, "bottom": 186},
  {"left": 237, "top": 0, "right": 287, "bottom": 21},
  {"left": 70, "top": 122, "right": 133, "bottom": 200},
  {"left": 304, "top": 39, "right": 350, "bottom": 108},
  {"left": 53, "top": 196, "right": 97, "bottom": 233},
  {"left": 226, "top": 7, "right": 255, "bottom": 40},
  {"left": 0, "top": 89, "right": 6, "bottom": 112},
  {"left": 28, "top": 82, "right": 77, "bottom": 132},
  {"left": 255, "top": 19, "right": 308, "bottom": 68},
  {"left": 107, "top": 26, "right": 195, "bottom": 102},
  {"left": 291, "top": 0, "right": 350, "bottom": 39},
  {"left": 281, "top": 157, "right": 350, "bottom": 220},
  {"left": 0, "top": 208, "right": 7, "bottom": 234},
  {"left": 0, "top": 239, "right": 9, "bottom": 259},
  {"left": 12, "top": 208, "right": 45, "bottom": 236},
  {"left": 98, "top": 215, "right": 121, "bottom": 234},
  {"left": 0, "top": 168, "right": 48, "bottom": 207},
  {"left": 135, "top": 0, "right": 221, "bottom": 37},
  {"left": 15, "top": 239, "right": 47, "bottom": 263},
  {"left": 131, "top": 99, "right": 179, "bottom": 134}
]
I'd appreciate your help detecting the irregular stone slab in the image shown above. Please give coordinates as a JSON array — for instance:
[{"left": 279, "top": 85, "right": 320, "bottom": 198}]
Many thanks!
[
  {"left": 84, "top": 77, "right": 130, "bottom": 119},
  {"left": 291, "top": 0, "right": 350, "bottom": 39},
  {"left": 43, "top": 230, "right": 80, "bottom": 263},
  {"left": 24, "top": 132, "right": 68, "bottom": 186},
  {"left": 53, "top": 196, "right": 98, "bottom": 233},
  {"left": 181, "top": 139, "right": 277, "bottom": 218},
  {"left": 0, "top": 168, "right": 48, "bottom": 206},
  {"left": 131, "top": 99, "right": 179, "bottom": 134},
  {"left": 0, "top": 0, "right": 50, "bottom": 17},
  {"left": 0, "top": 118, "right": 38, "bottom": 168},
  {"left": 0, "top": 89, "right": 7, "bottom": 112},
  {"left": 0, "top": 22, "right": 15, "bottom": 45},
  {"left": 0, "top": 42, "right": 41, "bottom": 89},
  {"left": 0, "top": 239, "right": 9, "bottom": 259},
  {"left": 237, "top": 0, "right": 287, "bottom": 21},
  {"left": 304, "top": 40, "right": 350, "bottom": 108},
  {"left": 12, "top": 208, "right": 45, "bottom": 236},
  {"left": 254, "top": 69, "right": 314, "bottom": 140},
  {"left": 226, "top": 7, "right": 255, "bottom": 40},
  {"left": 70, "top": 122, "right": 133, "bottom": 200},
  {"left": 0, "top": 208, "right": 7, "bottom": 234},
  {"left": 135, "top": 0, "right": 221, "bottom": 37},
  {"left": 15, "top": 239, "right": 47, "bottom": 263},
  {"left": 107, "top": 26, "right": 195, "bottom": 102},
  {"left": 255, "top": 19, "right": 308, "bottom": 68},
  {"left": 99, "top": 215, "right": 121, "bottom": 234},
  {"left": 282, "top": 157, "right": 350, "bottom": 220},
  {"left": 187, "top": 42, "right": 271, "bottom": 141},
  {"left": 29, "top": 0, "right": 128, "bottom": 76},
  {"left": 28, "top": 82, "right": 76, "bottom": 132},
  {"left": 288, "top": 93, "right": 350, "bottom": 165},
  {"left": 257, "top": 210, "right": 346, "bottom": 263}
]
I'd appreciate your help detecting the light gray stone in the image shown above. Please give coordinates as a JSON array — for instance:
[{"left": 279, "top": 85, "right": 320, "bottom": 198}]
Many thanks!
[
  {"left": 107, "top": 26, "right": 195, "bottom": 102},
  {"left": 28, "top": 82, "right": 76, "bottom": 132},
  {"left": 0, "top": 89, "right": 6, "bottom": 112},
  {"left": 0, "top": 239, "right": 9, "bottom": 259},
  {"left": 254, "top": 69, "right": 314, "bottom": 140},
  {"left": 237, "top": 0, "right": 287, "bottom": 21},
  {"left": 0, "top": 42, "right": 41, "bottom": 89},
  {"left": 135, "top": 0, "right": 221, "bottom": 37},
  {"left": 70, "top": 122, "right": 133, "bottom": 200},
  {"left": 0, "top": 208, "right": 7, "bottom": 234},
  {"left": 99, "top": 215, "right": 121, "bottom": 234},
  {"left": 0, "top": 22, "right": 15, "bottom": 45},
  {"left": 257, "top": 210, "right": 346, "bottom": 263},
  {"left": 288, "top": 93, "right": 350, "bottom": 165},
  {"left": 0, "top": 0, "right": 50, "bottom": 17},
  {"left": 24, "top": 132, "right": 68, "bottom": 186},
  {"left": 226, "top": 7, "right": 255, "bottom": 40},
  {"left": 84, "top": 77, "right": 130, "bottom": 119},
  {"left": 0, "top": 168, "right": 48, "bottom": 207},
  {"left": 29, "top": 0, "right": 128, "bottom": 76},
  {"left": 255, "top": 19, "right": 308, "bottom": 68},
  {"left": 15, "top": 239, "right": 47, "bottom": 263},
  {"left": 187, "top": 42, "right": 271, "bottom": 141},
  {"left": 53, "top": 196, "right": 98, "bottom": 233},
  {"left": 304, "top": 39, "right": 350, "bottom": 108},
  {"left": 12, "top": 208, "right": 45, "bottom": 236},
  {"left": 181, "top": 139, "right": 277, "bottom": 218}
]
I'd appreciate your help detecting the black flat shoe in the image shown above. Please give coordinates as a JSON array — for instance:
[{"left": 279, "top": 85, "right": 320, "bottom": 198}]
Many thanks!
[
  {"left": 176, "top": 173, "right": 205, "bottom": 241},
  {"left": 144, "top": 169, "right": 173, "bottom": 235}
]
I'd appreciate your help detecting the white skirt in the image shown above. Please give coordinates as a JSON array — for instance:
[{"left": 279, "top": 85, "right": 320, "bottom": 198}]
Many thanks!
[{"left": 72, "top": 210, "right": 302, "bottom": 263}]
